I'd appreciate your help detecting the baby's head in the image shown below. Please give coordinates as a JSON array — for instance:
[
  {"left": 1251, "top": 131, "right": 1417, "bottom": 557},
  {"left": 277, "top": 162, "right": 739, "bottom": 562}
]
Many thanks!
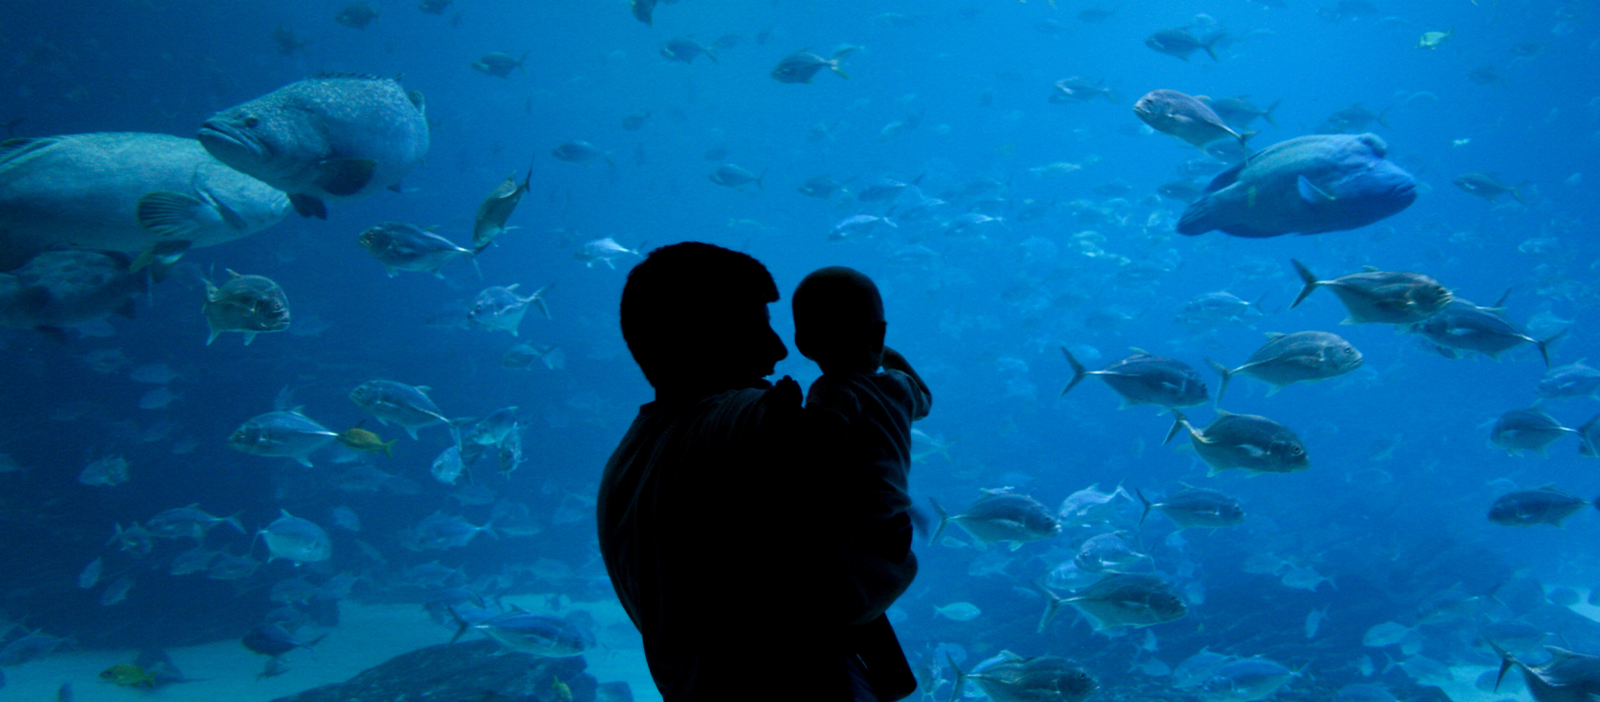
[{"left": 792, "top": 266, "right": 886, "bottom": 374}]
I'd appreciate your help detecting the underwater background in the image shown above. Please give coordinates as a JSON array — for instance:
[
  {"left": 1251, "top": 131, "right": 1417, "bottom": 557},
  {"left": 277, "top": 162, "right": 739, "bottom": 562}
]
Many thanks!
[{"left": 2, "top": 0, "right": 1599, "bottom": 699}]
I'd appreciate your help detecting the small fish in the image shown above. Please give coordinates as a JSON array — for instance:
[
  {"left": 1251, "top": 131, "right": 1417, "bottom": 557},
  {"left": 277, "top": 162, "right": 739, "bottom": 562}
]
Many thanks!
[
  {"left": 930, "top": 490, "right": 1060, "bottom": 550},
  {"left": 98, "top": 664, "right": 155, "bottom": 688},
  {"left": 418, "top": 0, "right": 452, "bottom": 13},
  {"left": 229, "top": 410, "right": 339, "bottom": 466},
  {"left": 1489, "top": 408, "right": 1576, "bottom": 456},
  {"left": 709, "top": 164, "right": 764, "bottom": 190},
  {"left": 620, "top": 109, "right": 650, "bottom": 131},
  {"left": 99, "top": 575, "right": 135, "bottom": 606},
  {"left": 1538, "top": 361, "right": 1600, "bottom": 400},
  {"left": 471, "top": 52, "right": 529, "bottom": 78},
  {"left": 797, "top": 175, "right": 850, "bottom": 199},
  {"left": 451, "top": 608, "right": 594, "bottom": 657},
  {"left": 1453, "top": 173, "right": 1526, "bottom": 204},
  {"left": 1137, "top": 486, "right": 1244, "bottom": 529},
  {"left": 1040, "top": 574, "right": 1187, "bottom": 631},
  {"left": 575, "top": 238, "right": 642, "bottom": 269},
  {"left": 1199, "top": 95, "right": 1281, "bottom": 128},
  {"left": 1060, "top": 347, "right": 1209, "bottom": 410},
  {"left": 338, "top": 426, "right": 395, "bottom": 456},
  {"left": 1410, "top": 298, "right": 1558, "bottom": 366},
  {"left": 1135, "top": 89, "right": 1253, "bottom": 150},
  {"left": 146, "top": 504, "right": 244, "bottom": 540},
  {"left": 472, "top": 164, "right": 533, "bottom": 253},
  {"left": 334, "top": 1, "right": 378, "bottom": 29},
  {"left": 1305, "top": 607, "right": 1330, "bottom": 639},
  {"left": 259, "top": 510, "right": 332, "bottom": 563},
  {"left": 202, "top": 270, "right": 290, "bottom": 345},
  {"left": 1145, "top": 28, "right": 1225, "bottom": 61},
  {"left": 550, "top": 140, "right": 613, "bottom": 167},
  {"left": 1291, "top": 260, "right": 1453, "bottom": 325},
  {"left": 431, "top": 445, "right": 467, "bottom": 485},
  {"left": 358, "top": 222, "right": 475, "bottom": 277},
  {"left": 1418, "top": 28, "right": 1454, "bottom": 49},
  {"left": 1050, "top": 77, "right": 1117, "bottom": 104},
  {"left": 829, "top": 215, "right": 897, "bottom": 242},
  {"left": 660, "top": 38, "right": 717, "bottom": 64},
  {"left": 933, "top": 602, "right": 982, "bottom": 621},
  {"left": 78, "top": 455, "right": 131, "bottom": 487},
  {"left": 349, "top": 380, "right": 456, "bottom": 440},
  {"left": 771, "top": 47, "right": 853, "bottom": 84},
  {"left": 1488, "top": 487, "right": 1592, "bottom": 527},
  {"left": 78, "top": 556, "right": 104, "bottom": 589},
  {"left": 1208, "top": 331, "right": 1364, "bottom": 402},
  {"left": 468, "top": 283, "right": 553, "bottom": 336},
  {"left": 242, "top": 623, "right": 327, "bottom": 657},
  {"left": 1362, "top": 621, "right": 1415, "bottom": 647},
  {"left": 271, "top": 26, "right": 308, "bottom": 56}
]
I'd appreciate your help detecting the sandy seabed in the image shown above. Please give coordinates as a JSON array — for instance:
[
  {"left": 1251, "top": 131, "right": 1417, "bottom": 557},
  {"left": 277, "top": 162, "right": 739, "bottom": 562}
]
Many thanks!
[{"left": 0, "top": 595, "right": 661, "bottom": 702}]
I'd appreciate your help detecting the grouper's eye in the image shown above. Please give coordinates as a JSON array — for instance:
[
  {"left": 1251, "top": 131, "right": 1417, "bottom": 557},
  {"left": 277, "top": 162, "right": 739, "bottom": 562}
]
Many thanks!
[{"left": 243, "top": 116, "right": 260, "bottom": 128}]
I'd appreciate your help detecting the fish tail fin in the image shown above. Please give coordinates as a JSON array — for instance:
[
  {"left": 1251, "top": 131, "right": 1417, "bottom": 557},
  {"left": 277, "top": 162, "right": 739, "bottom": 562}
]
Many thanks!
[
  {"left": 928, "top": 497, "right": 950, "bottom": 546},
  {"left": 224, "top": 512, "right": 246, "bottom": 535},
  {"left": 757, "top": 169, "right": 766, "bottom": 191},
  {"left": 1511, "top": 181, "right": 1530, "bottom": 205},
  {"left": 1536, "top": 329, "right": 1566, "bottom": 367},
  {"left": 1237, "top": 130, "right": 1257, "bottom": 156},
  {"left": 1485, "top": 638, "right": 1517, "bottom": 692},
  {"left": 1203, "top": 33, "right": 1225, "bottom": 61},
  {"left": 1262, "top": 100, "right": 1281, "bottom": 128},
  {"left": 1579, "top": 414, "right": 1600, "bottom": 458},
  {"left": 381, "top": 440, "right": 396, "bottom": 457},
  {"left": 1136, "top": 488, "right": 1153, "bottom": 526},
  {"left": 1059, "top": 345, "right": 1089, "bottom": 396},
  {"left": 1164, "top": 409, "right": 1192, "bottom": 446},
  {"left": 946, "top": 651, "right": 968, "bottom": 702},
  {"left": 447, "top": 606, "right": 470, "bottom": 644},
  {"left": 1290, "top": 259, "right": 1320, "bottom": 309},
  {"left": 1207, "top": 359, "right": 1233, "bottom": 405},
  {"left": 304, "top": 633, "right": 329, "bottom": 649},
  {"left": 1376, "top": 106, "right": 1394, "bottom": 130},
  {"left": 1034, "top": 581, "right": 1066, "bottom": 633}
]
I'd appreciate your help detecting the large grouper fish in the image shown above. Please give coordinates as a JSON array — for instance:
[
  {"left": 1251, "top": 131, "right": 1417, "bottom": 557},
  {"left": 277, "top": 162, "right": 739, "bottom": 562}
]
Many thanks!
[
  {"left": 1177, "top": 133, "right": 1417, "bottom": 238},
  {"left": 0, "top": 133, "right": 289, "bottom": 272},
  {"left": 198, "top": 73, "right": 430, "bottom": 219}
]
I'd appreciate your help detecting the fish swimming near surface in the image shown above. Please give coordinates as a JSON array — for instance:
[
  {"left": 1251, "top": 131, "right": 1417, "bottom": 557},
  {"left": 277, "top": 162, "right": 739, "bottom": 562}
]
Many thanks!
[
  {"left": 357, "top": 222, "right": 476, "bottom": 277},
  {"left": 1208, "top": 331, "right": 1364, "bottom": 402},
  {"left": 0, "top": 133, "right": 288, "bottom": 271},
  {"left": 198, "top": 75, "right": 429, "bottom": 219},
  {"left": 771, "top": 47, "right": 853, "bottom": 83},
  {"left": 0, "top": 251, "right": 149, "bottom": 335},
  {"left": 472, "top": 164, "right": 532, "bottom": 253},
  {"left": 1134, "top": 89, "right": 1254, "bottom": 151},
  {"left": 1487, "top": 487, "right": 1593, "bottom": 527},
  {"left": 1177, "top": 134, "right": 1417, "bottom": 238},
  {"left": 202, "top": 271, "right": 289, "bottom": 345},
  {"left": 1060, "top": 347, "right": 1209, "bottom": 410},
  {"left": 1166, "top": 409, "right": 1310, "bottom": 475},
  {"left": 1290, "top": 260, "right": 1453, "bottom": 324}
]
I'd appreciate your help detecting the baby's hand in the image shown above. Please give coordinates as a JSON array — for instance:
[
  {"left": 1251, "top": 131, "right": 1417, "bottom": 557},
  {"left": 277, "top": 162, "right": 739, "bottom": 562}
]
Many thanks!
[
  {"left": 881, "top": 347, "right": 911, "bottom": 373},
  {"left": 770, "top": 375, "right": 803, "bottom": 407}
]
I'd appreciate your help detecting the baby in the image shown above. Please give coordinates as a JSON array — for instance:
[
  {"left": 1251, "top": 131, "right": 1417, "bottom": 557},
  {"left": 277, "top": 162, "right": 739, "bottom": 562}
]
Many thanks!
[{"left": 792, "top": 267, "right": 931, "bottom": 583}]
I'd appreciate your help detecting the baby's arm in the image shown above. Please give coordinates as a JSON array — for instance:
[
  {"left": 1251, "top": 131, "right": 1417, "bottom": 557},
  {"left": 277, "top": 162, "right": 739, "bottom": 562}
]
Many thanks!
[{"left": 881, "top": 346, "right": 931, "bottom": 417}]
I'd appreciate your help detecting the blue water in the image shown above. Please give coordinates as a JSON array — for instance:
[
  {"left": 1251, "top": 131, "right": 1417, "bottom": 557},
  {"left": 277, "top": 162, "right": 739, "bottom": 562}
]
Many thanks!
[{"left": 3, "top": 0, "right": 1599, "bottom": 698}]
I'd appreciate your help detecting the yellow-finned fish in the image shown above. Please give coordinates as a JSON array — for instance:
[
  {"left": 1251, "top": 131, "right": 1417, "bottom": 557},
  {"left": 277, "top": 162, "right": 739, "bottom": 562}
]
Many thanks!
[{"left": 1417, "top": 28, "right": 1453, "bottom": 49}]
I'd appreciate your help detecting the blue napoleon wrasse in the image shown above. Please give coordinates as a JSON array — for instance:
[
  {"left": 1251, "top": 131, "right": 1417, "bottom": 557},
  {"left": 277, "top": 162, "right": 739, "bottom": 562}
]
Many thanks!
[{"left": 1177, "top": 133, "right": 1417, "bottom": 238}]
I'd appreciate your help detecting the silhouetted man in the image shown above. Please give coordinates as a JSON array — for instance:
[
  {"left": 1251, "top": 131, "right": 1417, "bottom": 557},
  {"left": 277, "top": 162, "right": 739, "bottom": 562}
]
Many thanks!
[{"left": 597, "top": 243, "right": 917, "bottom": 701}]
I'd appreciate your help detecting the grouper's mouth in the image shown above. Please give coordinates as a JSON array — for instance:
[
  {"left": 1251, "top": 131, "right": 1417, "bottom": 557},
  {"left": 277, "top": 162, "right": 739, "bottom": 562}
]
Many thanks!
[{"left": 197, "top": 121, "right": 270, "bottom": 164}]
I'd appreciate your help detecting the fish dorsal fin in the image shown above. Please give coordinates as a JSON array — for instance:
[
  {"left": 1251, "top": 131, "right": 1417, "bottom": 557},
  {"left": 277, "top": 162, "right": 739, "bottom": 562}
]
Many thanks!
[
  {"left": 1362, "top": 266, "right": 1381, "bottom": 272},
  {"left": 1129, "top": 347, "right": 1150, "bottom": 355},
  {"left": 1264, "top": 332, "right": 1284, "bottom": 339}
]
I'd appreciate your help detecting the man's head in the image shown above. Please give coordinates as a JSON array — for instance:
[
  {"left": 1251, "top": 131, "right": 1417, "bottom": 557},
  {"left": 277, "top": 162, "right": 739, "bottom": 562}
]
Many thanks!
[
  {"left": 791, "top": 266, "right": 886, "bottom": 374},
  {"left": 620, "top": 242, "right": 787, "bottom": 397}
]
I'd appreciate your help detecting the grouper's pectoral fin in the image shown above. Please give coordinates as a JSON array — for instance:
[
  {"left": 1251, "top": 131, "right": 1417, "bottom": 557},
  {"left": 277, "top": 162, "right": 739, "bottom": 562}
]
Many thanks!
[
  {"left": 289, "top": 193, "right": 328, "bottom": 219},
  {"left": 1298, "top": 176, "right": 1336, "bottom": 204},
  {"left": 137, "top": 191, "right": 206, "bottom": 237},
  {"left": 315, "top": 158, "right": 377, "bottom": 196}
]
